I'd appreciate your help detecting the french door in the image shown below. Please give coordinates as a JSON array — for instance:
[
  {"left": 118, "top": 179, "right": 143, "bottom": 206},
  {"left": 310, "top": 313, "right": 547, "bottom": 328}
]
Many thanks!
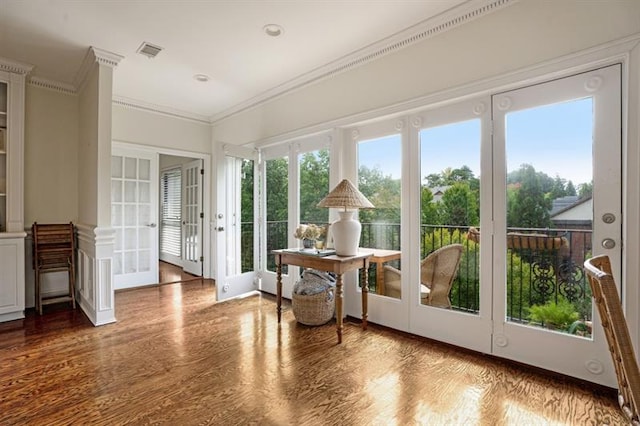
[
  {"left": 491, "top": 65, "right": 621, "bottom": 386},
  {"left": 404, "top": 65, "right": 621, "bottom": 385},
  {"left": 215, "top": 145, "right": 258, "bottom": 301},
  {"left": 111, "top": 146, "right": 159, "bottom": 289},
  {"left": 181, "top": 159, "right": 203, "bottom": 276},
  {"left": 408, "top": 98, "right": 493, "bottom": 354}
]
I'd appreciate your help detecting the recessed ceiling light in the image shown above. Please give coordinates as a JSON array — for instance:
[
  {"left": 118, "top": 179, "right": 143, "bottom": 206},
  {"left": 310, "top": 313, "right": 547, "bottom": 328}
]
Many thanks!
[
  {"left": 263, "top": 24, "right": 284, "bottom": 37},
  {"left": 194, "top": 74, "right": 210, "bottom": 82}
]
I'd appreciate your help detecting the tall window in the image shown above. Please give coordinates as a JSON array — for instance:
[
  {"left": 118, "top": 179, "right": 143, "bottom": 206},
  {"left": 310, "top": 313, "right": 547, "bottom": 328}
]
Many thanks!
[
  {"left": 357, "top": 134, "right": 402, "bottom": 296},
  {"left": 266, "top": 156, "right": 289, "bottom": 272}
]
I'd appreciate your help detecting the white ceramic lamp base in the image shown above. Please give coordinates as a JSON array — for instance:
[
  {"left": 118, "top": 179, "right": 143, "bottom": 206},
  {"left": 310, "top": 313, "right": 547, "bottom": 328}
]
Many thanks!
[{"left": 332, "top": 211, "right": 361, "bottom": 256}]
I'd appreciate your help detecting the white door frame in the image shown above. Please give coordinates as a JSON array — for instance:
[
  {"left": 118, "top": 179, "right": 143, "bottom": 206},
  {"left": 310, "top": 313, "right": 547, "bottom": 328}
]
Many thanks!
[
  {"left": 181, "top": 158, "right": 204, "bottom": 276},
  {"left": 113, "top": 141, "right": 212, "bottom": 280},
  {"left": 215, "top": 143, "right": 259, "bottom": 301},
  {"left": 491, "top": 64, "right": 622, "bottom": 387},
  {"left": 111, "top": 144, "right": 159, "bottom": 289}
]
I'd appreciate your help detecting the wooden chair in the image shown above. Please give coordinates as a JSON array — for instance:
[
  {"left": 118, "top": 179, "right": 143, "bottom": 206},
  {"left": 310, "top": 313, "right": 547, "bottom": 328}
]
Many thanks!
[
  {"left": 584, "top": 255, "right": 640, "bottom": 424},
  {"left": 384, "top": 244, "right": 464, "bottom": 307},
  {"left": 32, "top": 222, "right": 76, "bottom": 315}
]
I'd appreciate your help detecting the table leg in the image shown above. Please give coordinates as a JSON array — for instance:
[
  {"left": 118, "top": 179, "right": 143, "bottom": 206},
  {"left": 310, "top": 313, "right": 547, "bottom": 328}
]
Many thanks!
[
  {"left": 276, "top": 255, "right": 282, "bottom": 324},
  {"left": 361, "top": 260, "right": 369, "bottom": 330},
  {"left": 336, "top": 273, "right": 343, "bottom": 344}
]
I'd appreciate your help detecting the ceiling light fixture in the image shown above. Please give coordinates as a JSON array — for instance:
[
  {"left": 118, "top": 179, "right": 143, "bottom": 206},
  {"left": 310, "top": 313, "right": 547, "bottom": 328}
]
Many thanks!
[
  {"left": 263, "top": 24, "right": 284, "bottom": 37},
  {"left": 194, "top": 74, "right": 210, "bottom": 82}
]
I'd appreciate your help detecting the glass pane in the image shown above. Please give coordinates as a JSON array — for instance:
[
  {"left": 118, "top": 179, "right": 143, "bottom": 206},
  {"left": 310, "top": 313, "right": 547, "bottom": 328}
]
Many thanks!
[
  {"left": 139, "top": 182, "right": 150, "bottom": 203},
  {"left": 139, "top": 228, "right": 150, "bottom": 249},
  {"left": 113, "top": 253, "right": 123, "bottom": 275},
  {"left": 266, "top": 156, "right": 289, "bottom": 273},
  {"left": 241, "top": 159, "right": 254, "bottom": 273},
  {"left": 111, "top": 156, "right": 123, "bottom": 178},
  {"left": 139, "top": 250, "right": 150, "bottom": 272},
  {"left": 124, "top": 205, "right": 136, "bottom": 226},
  {"left": 505, "top": 98, "right": 593, "bottom": 338},
  {"left": 111, "top": 180, "right": 122, "bottom": 203},
  {"left": 139, "top": 159, "right": 150, "bottom": 180},
  {"left": 124, "top": 228, "right": 137, "bottom": 250},
  {"left": 358, "top": 134, "right": 402, "bottom": 298},
  {"left": 138, "top": 204, "right": 150, "bottom": 226},
  {"left": 124, "top": 157, "right": 137, "bottom": 179},
  {"left": 124, "top": 252, "right": 137, "bottom": 273},
  {"left": 124, "top": 181, "right": 137, "bottom": 203},
  {"left": 420, "top": 120, "right": 481, "bottom": 314},
  {"left": 112, "top": 204, "right": 122, "bottom": 227},
  {"left": 298, "top": 149, "right": 330, "bottom": 249},
  {"left": 114, "top": 228, "right": 123, "bottom": 251}
]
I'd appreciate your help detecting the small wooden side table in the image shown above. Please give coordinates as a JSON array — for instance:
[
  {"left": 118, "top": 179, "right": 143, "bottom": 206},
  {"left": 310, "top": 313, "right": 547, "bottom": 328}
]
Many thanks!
[
  {"left": 273, "top": 249, "right": 372, "bottom": 344},
  {"left": 359, "top": 248, "right": 402, "bottom": 295}
]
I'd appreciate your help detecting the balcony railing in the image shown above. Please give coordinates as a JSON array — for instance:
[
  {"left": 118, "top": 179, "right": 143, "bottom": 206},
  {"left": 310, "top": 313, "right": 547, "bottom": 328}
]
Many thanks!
[{"left": 256, "top": 220, "right": 593, "bottom": 324}]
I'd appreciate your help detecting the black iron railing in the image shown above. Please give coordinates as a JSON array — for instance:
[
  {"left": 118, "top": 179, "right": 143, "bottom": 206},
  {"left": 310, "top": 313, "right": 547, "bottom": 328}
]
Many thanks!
[{"left": 256, "top": 220, "right": 593, "bottom": 324}]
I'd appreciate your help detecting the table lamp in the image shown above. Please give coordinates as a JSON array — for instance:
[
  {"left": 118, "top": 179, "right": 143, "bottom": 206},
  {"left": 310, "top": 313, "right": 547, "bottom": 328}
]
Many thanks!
[{"left": 317, "top": 179, "right": 374, "bottom": 256}]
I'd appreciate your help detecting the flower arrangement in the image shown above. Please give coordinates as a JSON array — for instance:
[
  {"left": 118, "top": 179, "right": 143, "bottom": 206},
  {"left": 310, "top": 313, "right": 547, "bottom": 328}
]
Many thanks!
[{"left": 293, "top": 224, "right": 326, "bottom": 241}]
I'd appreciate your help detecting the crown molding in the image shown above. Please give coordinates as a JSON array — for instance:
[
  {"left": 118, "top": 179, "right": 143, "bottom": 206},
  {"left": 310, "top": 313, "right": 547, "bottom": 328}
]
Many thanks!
[
  {"left": 0, "top": 56, "right": 34, "bottom": 75},
  {"left": 28, "top": 76, "right": 77, "bottom": 95},
  {"left": 74, "top": 46, "right": 124, "bottom": 91},
  {"left": 209, "top": 0, "right": 515, "bottom": 124},
  {"left": 112, "top": 96, "right": 211, "bottom": 124}
]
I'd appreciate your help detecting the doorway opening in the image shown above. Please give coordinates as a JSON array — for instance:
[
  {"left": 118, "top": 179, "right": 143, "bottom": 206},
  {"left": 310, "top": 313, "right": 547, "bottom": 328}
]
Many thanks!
[{"left": 159, "top": 154, "right": 204, "bottom": 281}]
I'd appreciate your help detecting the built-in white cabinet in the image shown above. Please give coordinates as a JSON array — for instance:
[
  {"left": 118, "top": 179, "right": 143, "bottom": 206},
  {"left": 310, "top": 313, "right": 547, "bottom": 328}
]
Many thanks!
[{"left": 0, "top": 60, "right": 30, "bottom": 323}]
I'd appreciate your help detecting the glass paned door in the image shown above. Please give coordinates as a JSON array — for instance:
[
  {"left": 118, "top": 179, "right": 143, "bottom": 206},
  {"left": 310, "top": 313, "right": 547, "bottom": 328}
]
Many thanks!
[
  {"left": 111, "top": 147, "right": 159, "bottom": 289},
  {"left": 215, "top": 148, "right": 258, "bottom": 301},
  {"left": 492, "top": 65, "right": 621, "bottom": 386},
  {"left": 409, "top": 99, "right": 492, "bottom": 354},
  {"left": 182, "top": 159, "right": 203, "bottom": 276}
]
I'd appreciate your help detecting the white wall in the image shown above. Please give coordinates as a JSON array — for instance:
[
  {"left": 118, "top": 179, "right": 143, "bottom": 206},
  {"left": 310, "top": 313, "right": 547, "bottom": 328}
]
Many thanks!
[
  {"left": 112, "top": 105, "right": 211, "bottom": 154},
  {"left": 212, "top": 1, "right": 640, "bottom": 143},
  {"left": 24, "top": 85, "right": 79, "bottom": 225}
]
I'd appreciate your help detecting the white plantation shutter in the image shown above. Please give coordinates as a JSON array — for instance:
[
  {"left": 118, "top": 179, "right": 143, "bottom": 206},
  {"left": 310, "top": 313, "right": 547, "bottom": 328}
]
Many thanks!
[{"left": 160, "top": 168, "right": 181, "bottom": 257}]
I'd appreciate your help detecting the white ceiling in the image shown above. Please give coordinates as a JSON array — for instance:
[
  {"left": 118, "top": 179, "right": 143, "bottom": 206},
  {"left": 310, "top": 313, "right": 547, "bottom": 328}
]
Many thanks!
[{"left": 0, "top": 0, "right": 478, "bottom": 122}]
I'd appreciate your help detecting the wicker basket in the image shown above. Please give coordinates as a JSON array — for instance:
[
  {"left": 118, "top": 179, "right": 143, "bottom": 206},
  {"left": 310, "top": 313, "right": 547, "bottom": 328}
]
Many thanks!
[
  {"left": 292, "top": 269, "right": 335, "bottom": 326},
  {"left": 292, "top": 289, "right": 335, "bottom": 326}
]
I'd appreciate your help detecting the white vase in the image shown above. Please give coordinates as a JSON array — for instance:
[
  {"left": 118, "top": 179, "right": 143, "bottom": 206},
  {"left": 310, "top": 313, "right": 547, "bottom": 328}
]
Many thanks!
[{"left": 331, "top": 211, "right": 361, "bottom": 256}]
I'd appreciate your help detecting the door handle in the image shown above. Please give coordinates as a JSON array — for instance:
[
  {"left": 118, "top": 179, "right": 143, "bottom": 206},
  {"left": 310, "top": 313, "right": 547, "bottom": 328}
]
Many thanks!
[
  {"left": 217, "top": 226, "right": 224, "bottom": 232},
  {"left": 147, "top": 223, "right": 157, "bottom": 228}
]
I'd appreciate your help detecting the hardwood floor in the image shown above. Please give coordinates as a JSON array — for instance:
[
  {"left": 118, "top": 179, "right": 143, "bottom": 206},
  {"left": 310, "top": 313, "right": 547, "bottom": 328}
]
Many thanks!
[
  {"left": 0, "top": 280, "right": 625, "bottom": 425},
  {"left": 159, "top": 260, "right": 200, "bottom": 284}
]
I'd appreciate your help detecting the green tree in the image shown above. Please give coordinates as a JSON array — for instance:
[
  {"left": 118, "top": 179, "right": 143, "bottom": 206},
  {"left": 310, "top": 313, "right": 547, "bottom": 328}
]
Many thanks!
[
  {"left": 548, "top": 175, "right": 567, "bottom": 200},
  {"left": 266, "top": 157, "right": 289, "bottom": 222},
  {"left": 507, "top": 164, "right": 552, "bottom": 228},
  {"left": 240, "top": 159, "right": 254, "bottom": 223},
  {"left": 578, "top": 181, "right": 593, "bottom": 199},
  {"left": 565, "top": 180, "right": 576, "bottom": 196},
  {"left": 299, "top": 149, "right": 330, "bottom": 223},
  {"left": 358, "top": 165, "right": 400, "bottom": 224},
  {"left": 420, "top": 186, "right": 440, "bottom": 225},
  {"left": 440, "top": 183, "right": 478, "bottom": 226}
]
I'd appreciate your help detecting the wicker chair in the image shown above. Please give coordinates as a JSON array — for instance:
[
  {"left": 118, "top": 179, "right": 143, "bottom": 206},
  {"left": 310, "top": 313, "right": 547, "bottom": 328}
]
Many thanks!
[
  {"left": 383, "top": 244, "right": 463, "bottom": 308},
  {"left": 584, "top": 255, "right": 640, "bottom": 424}
]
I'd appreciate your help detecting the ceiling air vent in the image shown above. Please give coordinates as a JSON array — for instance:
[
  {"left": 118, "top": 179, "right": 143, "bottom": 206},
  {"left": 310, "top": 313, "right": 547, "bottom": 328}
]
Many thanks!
[{"left": 137, "top": 42, "right": 163, "bottom": 58}]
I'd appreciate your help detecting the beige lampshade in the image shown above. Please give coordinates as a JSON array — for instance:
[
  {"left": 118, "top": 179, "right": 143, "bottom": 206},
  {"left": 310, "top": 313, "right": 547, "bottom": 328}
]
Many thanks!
[{"left": 317, "top": 179, "right": 374, "bottom": 210}]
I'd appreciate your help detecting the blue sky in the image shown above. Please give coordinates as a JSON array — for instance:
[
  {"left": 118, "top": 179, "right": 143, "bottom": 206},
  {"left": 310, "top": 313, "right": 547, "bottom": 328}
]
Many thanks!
[{"left": 358, "top": 97, "right": 594, "bottom": 186}]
